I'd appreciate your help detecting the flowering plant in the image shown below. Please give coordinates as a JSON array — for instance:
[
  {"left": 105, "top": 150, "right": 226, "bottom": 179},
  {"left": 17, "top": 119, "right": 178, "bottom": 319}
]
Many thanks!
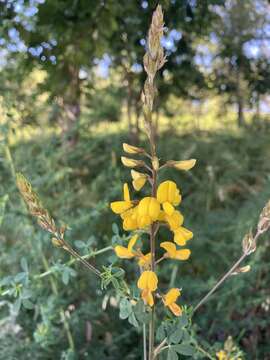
[{"left": 15, "top": 5, "right": 270, "bottom": 360}]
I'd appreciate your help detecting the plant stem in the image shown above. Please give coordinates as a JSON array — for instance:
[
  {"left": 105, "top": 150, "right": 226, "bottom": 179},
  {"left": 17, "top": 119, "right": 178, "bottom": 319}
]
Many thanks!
[
  {"left": 193, "top": 230, "right": 261, "bottom": 314},
  {"left": 37, "top": 246, "right": 112, "bottom": 279},
  {"left": 62, "top": 241, "right": 101, "bottom": 277}
]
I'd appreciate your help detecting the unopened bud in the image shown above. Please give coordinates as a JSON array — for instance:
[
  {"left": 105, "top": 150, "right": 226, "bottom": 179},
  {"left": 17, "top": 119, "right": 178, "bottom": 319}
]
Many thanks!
[
  {"left": 123, "top": 143, "right": 145, "bottom": 155},
  {"left": 231, "top": 265, "right": 251, "bottom": 276},
  {"left": 121, "top": 157, "right": 144, "bottom": 168},
  {"left": 166, "top": 159, "right": 197, "bottom": 171}
]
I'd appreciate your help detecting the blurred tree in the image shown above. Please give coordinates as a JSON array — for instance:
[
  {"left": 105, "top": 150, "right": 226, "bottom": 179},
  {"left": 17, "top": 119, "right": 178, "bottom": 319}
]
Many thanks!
[{"left": 210, "top": 0, "right": 270, "bottom": 127}]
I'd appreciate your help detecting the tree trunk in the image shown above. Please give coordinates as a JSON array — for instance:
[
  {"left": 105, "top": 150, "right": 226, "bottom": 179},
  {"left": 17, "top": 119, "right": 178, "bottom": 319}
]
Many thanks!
[
  {"left": 59, "top": 64, "right": 81, "bottom": 147},
  {"left": 236, "top": 69, "right": 245, "bottom": 127}
]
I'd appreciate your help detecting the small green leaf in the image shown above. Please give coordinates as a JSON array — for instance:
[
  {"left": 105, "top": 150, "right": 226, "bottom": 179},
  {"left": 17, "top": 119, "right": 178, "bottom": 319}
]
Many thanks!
[
  {"left": 177, "top": 314, "right": 188, "bottom": 328},
  {"left": 119, "top": 298, "right": 132, "bottom": 319},
  {"left": 62, "top": 271, "right": 69, "bottom": 285},
  {"left": 156, "top": 324, "right": 166, "bottom": 341},
  {"left": 167, "top": 348, "right": 178, "bottom": 360},
  {"left": 74, "top": 240, "right": 86, "bottom": 249},
  {"left": 169, "top": 329, "right": 183, "bottom": 344},
  {"left": 128, "top": 312, "right": 139, "bottom": 327},
  {"left": 22, "top": 299, "right": 34, "bottom": 309},
  {"left": 112, "top": 223, "right": 119, "bottom": 235},
  {"left": 20, "top": 258, "right": 28, "bottom": 273},
  {"left": 172, "top": 344, "right": 196, "bottom": 356}
]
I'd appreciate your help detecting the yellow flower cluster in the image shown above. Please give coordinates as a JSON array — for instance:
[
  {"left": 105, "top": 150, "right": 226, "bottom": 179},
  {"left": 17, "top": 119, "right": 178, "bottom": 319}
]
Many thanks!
[{"left": 110, "top": 142, "right": 196, "bottom": 316}]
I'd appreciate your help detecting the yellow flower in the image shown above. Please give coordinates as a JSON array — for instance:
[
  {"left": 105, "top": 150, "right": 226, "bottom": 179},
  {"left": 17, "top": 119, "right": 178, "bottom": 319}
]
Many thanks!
[
  {"left": 123, "top": 143, "right": 144, "bottom": 154},
  {"left": 110, "top": 183, "right": 134, "bottom": 214},
  {"left": 114, "top": 234, "right": 138, "bottom": 259},
  {"left": 216, "top": 350, "right": 227, "bottom": 360},
  {"left": 157, "top": 181, "right": 181, "bottom": 215},
  {"left": 165, "top": 210, "right": 184, "bottom": 230},
  {"left": 137, "top": 270, "right": 158, "bottom": 307},
  {"left": 138, "top": 252, "right": 151, "bottom": 269},
  {"left": 121, "top": 156, "right": 143, "bottom": 168},
  {"left": 160, "top": 242, "right": 190, "bottom": 260},
  {"left": 167, "top": 159, "right": 196, "bottom": 171},
  {"left": 121, "top": 206, "right": 139, "bottom": 231},
  {"left": 131, "top": 170, "right": 147, "bottom": 191},
  {"left": 137, "top": 197, "right": 161, "bottom": 228},
  {"left": 163, "top": 288, "right": 182, "bottom": 316},
  {"left": 173, "top": 226, "right": 193, "bottom": 246}
]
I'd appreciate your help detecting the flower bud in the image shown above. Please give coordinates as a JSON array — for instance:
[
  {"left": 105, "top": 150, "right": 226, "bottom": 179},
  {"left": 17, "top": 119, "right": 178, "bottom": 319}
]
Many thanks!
[
  {"left": 123, "top": 143, "right": 145, "bottom": 155},
  {"left": 166, "top": 159, "right": 196, "bottom": 171},
  {"left": 121, "top": 157, "right": 144, "bottom": 168}
]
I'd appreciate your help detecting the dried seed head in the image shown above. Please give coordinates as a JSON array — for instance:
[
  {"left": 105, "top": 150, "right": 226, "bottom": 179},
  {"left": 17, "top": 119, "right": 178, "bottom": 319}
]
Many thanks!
[
  {"left": 51, "top": 237, "right": 64, "bottom": 248},
  {"left": 258, "top": 199, "right": 270, "bottom": 233},
  {"left": 242, "top": 230, "right": 256, "bottom": 255},
  {"left": 16, "top": 173, "right": 57, "bottom": 234}
]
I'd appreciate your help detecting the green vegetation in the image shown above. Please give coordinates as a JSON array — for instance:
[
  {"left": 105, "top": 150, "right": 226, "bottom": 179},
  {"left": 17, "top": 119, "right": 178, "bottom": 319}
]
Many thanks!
[{"left": 0, "top": 1, "right": 270, "bottom": 359}]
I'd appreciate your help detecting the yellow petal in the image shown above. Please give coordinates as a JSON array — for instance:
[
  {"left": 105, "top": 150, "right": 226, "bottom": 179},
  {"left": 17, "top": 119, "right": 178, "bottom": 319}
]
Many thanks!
[
  {"left": 114, "top": 246, "right": 134, "bottom": 259},
  {"left": 163, "top": 202, "right": 175, "bottom": 216},
  {"left": 164, "top": 288, "right": 181, "bottom": 305},
  {"left": 138, "top": 215, "right": 152, "bottom": 228},
  {"left": 160, "top": 241, "right": 176, "bottom": 258},
  {"left": 165, "top": 210, "right": 184, "bottom": 230},
  {"left": 157, "top": 181, "right": 181, "bottom": 206},
  {"left": 137, "top": 270, "right": 158, "bottom": 291},
  {"left": 128, "top": 234, "right": 138, "bottom": 252},
  {"left": 110, "top": 201, "right": 133, "bottom": 214},
  {"left": 133, "top": 177, "right": 147, "bottom": 191},
  {"left": 123, "top": 183, "right": 130, "bottom": 202},
  {"left": 168, "top": 303, "right": 182, "bottom": 316},
  {"left": 138, "top": 197, "right": 160, "bottom": 221},
  {"left": 169, "top": 159, "right": 196, "bottom": 171},
  {"left": 174, "top": 227, "right": 193, "bottom": 246},
  {"left": 121, "top": 156, "right": 143, "bottom": 168},
  {"left": 175, "top": 249, "right": 191, "bottom": 260},
  {"left": 123, "top": 217, "right": 138, "bottom": 231},
  {"left": 141, "top": 289, "right": 154, "bottom": 307},
  {"left": 123, "top": 143, "right": 144, "bottom": 154}
]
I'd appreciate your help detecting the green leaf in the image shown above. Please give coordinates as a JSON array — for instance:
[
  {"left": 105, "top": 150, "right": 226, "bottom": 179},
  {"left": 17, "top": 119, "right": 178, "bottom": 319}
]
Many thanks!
[
  {"left": 172, "top": 344, "right": 196, "bottom": 356},
  {"left": 169, "top": 329, "right": 183, "bottom": 344},
  {"left": 119, "top": 298, "right": 132, "bottom": 319},
  {"left": 62, "top": 271, "right": 69, "bottom": 285},
  {"left": 177, "top": 314, "right": 188, "bottom": 328},
  {"left": 22, "top": 299, "right": 34, "bottom": 309},
  {"left": 167, "top": 348, "right": 178, "bottom": 360},
  {"left": 74, "top": 240, "right": 86, "bottom": 249},
  {"left": 156, "top": 324, "right": 166, "bottom": 341},
  {"left": 112, "top": 223, "right": 119, "bottom": 235},
  {"left": 20, "top": 258, "right": 28, "bottom": 273},
  {"left": 128, "top": 312, "right": 139, "bottom": 327}
]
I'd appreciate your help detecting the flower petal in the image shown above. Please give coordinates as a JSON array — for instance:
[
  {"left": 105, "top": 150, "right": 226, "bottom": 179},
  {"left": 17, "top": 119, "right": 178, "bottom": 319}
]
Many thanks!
[
  {"left": 128, "top": 234, "right": 138, "bottom": 252},
  {"left": 123, "top": 183, "right": 130, "bottom": 202},
  {"left": 160, "top": 241, "right": 176, "bottom": 257},
  {"left": 168, "top": 302, "right": 182, "bottom": 316},
  {"left": 111, "top": 201, "right": 133, "bottom": 214},
  {"left": 171, "top": 159, "right": 196, "bottom": 171},
  {"left": 174, "top": 227, "right": 193, "bottom": 246},
  {"left": 175, "top": 249, "right": 191, "bottom": 260},
  {"left": 141, "top": 289, "right": 154, "bottom": 307},
  {"left": 165, "top": 210, "right": 184, "bottom": 230},
  {"left": 164, "top": 288, "right": 181, "bottom": 305},
  {"left": 114, "top": 246, "right": 134, "bottom": 259},
  {"left": 163, "top": 202, "right": 175, "bottom": 216}
]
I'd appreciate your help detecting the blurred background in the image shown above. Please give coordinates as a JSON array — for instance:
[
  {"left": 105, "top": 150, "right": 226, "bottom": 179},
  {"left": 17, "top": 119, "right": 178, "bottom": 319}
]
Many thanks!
[{"left": 0, "top": 0, "right": 270, "bottom": 359}]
